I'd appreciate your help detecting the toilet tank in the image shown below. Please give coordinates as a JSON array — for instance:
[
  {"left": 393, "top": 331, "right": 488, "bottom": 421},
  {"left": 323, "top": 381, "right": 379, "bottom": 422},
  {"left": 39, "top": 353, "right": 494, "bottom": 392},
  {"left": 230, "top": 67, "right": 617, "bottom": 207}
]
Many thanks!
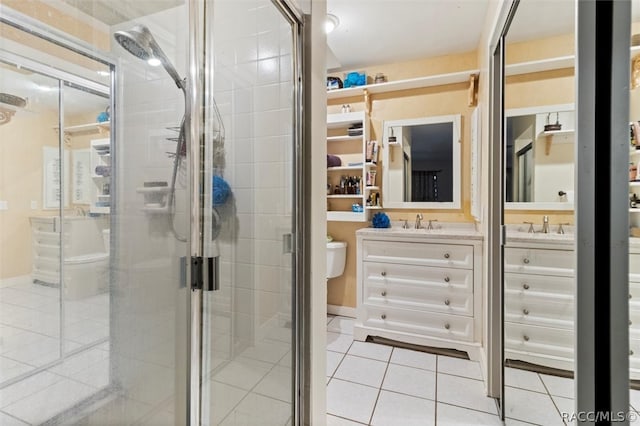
[{"left": 327, "top": 241, "right": 347, "bottom": 279}]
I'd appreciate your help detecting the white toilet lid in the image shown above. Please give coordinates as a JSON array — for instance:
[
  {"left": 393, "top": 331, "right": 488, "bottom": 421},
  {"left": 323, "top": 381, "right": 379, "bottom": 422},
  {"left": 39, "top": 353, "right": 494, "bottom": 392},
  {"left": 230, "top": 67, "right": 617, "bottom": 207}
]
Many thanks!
[{"left": 327, "top": 241, "right": 347, "bottom": 248}]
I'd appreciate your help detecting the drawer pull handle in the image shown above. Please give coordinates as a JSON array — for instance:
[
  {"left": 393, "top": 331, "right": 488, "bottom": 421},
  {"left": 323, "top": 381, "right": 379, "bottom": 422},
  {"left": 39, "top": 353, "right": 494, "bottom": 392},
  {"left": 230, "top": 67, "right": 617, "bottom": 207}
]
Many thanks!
[
  {"left": 523, "top": 309, "right": 529, "bottom": 315},
  {"left": 630, "top": 294, "right": 633, "bottom": 300},
  {"left": 381, "top": 291, "right": 387, "bottom": 297},
  {"left": 523, "top": 335, "right": 530, "bottom": 342},
  {"left": 381, "top": 271, "right": 386, "bottom": 277},
  {"left": 523, "top": 258, "right": 530, "bottom": 264},
  {"left": 444, "top": 299, "right": 450, "bottom": 306},
  {"left": 630, "top": 320, "right": 633, "bottom": 326},
  {"left": 381, "top": 314, "right": 387, "bottom": 320},
  {"left": 523, "top": 283, "right": 530, "bottom": 290},
  {"left": 444, "top": 276, "right": 450, "bottom": 283},
  {"left": 631, "top": 350, "right": 635, "bottom": 356},
  {"left": 444, "top": 253, "right": 450, "bottom": 259},
  {"left": 444, "top": 323, "right": 450, "bottom": 330}
]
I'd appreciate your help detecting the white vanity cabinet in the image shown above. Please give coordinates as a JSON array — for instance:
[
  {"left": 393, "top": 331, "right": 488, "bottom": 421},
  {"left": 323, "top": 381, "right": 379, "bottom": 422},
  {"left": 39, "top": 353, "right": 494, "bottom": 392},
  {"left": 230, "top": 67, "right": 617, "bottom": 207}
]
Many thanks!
[
  {"left": 354, "top": 227, "right": 483, "bottom": 360},
  {"left": 505, "top": 237, "right": 640, "bottom": 378},
  {"left": 503, "top": 240, "right": 575, "bottom": 371}
]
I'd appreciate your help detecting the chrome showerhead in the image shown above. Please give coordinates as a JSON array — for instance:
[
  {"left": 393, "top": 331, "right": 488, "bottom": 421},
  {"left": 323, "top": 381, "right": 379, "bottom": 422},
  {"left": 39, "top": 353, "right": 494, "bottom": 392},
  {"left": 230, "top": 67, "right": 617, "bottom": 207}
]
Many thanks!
[{"left": 113, "top": 24, "right": 185, "bottom": 91}]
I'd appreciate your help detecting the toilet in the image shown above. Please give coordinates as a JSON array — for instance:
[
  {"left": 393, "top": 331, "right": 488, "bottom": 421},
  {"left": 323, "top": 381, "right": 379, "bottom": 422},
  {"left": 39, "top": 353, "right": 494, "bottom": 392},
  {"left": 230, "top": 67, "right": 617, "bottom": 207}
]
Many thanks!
[{"left": 327, "top": 241, "right": 347, "bottom": 279}]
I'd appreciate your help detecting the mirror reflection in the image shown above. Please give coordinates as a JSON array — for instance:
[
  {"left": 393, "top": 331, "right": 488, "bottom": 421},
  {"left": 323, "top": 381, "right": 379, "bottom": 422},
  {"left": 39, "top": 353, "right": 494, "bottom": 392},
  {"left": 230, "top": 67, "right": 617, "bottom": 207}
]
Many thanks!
[
  {"left": 505, "top": 107, "right": 575, "bottom": 204},
  {"left": 382, "top": 115, "right": 461, "bottom": 209}
]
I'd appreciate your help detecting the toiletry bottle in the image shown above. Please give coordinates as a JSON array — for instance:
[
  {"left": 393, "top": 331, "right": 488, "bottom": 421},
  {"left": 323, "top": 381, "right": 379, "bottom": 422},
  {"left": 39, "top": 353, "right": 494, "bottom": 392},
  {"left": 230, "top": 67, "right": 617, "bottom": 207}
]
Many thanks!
[{"left": 631, "top": 162, "right": 638, "bottom": 182}]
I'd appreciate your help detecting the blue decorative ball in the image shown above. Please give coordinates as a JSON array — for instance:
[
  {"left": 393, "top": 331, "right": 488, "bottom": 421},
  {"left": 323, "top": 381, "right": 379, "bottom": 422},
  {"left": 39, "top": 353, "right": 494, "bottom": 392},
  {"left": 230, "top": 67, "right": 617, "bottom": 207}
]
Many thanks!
[
  {"left": 212, "top": 175, "right": 231, "bottom": 206},
  {"left": 372, "top": 212, "right": 390, "bottom": 228}
]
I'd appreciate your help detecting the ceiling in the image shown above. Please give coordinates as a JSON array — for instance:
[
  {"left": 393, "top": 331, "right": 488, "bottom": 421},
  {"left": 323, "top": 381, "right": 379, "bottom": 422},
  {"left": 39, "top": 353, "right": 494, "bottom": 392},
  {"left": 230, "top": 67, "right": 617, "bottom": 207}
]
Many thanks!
[
  {"left": 326, "top": 0, "right": 491, "bottom": 71},
  {"left": 60, "top": 0, "right": 182, "bottom": 26},
  {"left": 326, "top": 0, "right": 640, "bottom": 71}
]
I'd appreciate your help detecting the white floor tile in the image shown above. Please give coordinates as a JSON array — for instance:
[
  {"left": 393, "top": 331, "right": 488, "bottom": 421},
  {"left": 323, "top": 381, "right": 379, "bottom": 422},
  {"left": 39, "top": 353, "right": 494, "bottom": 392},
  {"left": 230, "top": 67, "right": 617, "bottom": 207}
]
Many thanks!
[
  {"left": 390, "top": 347, "right": 436, "bottom": 371},
  {"left": 327, "top": 317, "right": 355, "bottom": 335},
  {"left": 551, "top": 395, "right": 575, "bottom": 425},
  {"left": 347, "top": 341, "right": 392, "bottom": 362},
  {"left": 326, "top": 414, "right": 366, "bottom": 425},
  {"left": 504, "top": 387, "right": 564, "bottom": 426},
  {"left": 253, "top": 365, "right": 292, "bottom": 403},
  {"left": 0, "top": 357, "right": 33, "bottom": 383},
  {"left": 437, "top": 356, "right": 483, "bottom": 381},
  {"left": 327, "top": 314, "right": 336, "bottom": 324},
  {"left": 214, "top": 357, "right": 273, "bottom": 391},
  {"left": 436, "top": 402, "right": 503, "bottom": 425},
  {"left": 371, "top": 390, "right": 435, "bottom": 426},
  {"left": 48, "top": 346, "right": 108, "bottom": 376},
  {"left": 539, "top": 374, "right": 574, "bottom": 399},
  {"left": 138, "top": 409, "right": 174, "bottom": 426},
  {"left": 2, "top": 378, "right": 96, "bottom": 424},
  {"left": 239, "top": 340, "right": 289, "bottom": 364},
  {"left": 505, "top": 367, "right": 546, "bottom": 393},
  {"left": 0, "top": 411, "right": 28, "bottom": 425},
  {"left": 0, "top": 370, "right": 62, "bottom": 409},
  {"left": 631, "top": 389, "right": 640, "bottom": 413},
  {"left": 327, "top": 351, "right": 345, "bottom": 377},
  {"left": 382, "top": 364, "right": 435, "bottom": 400},
  {"left": 333, "top": 355, "right": 387, "bottom": 388},
  {"left": 204, "top": 381, "right": 247, "bottom": 425},
  {"left": 327, "top": 379, "right": 379, "bottom": 424},
  {"left": 327, "top": 332, "right": 353, "bottom": 354},
  {"left": 221, "top": 392, "right": 291, "bottom": 426},
  {"left": 436, "top": 373, "right": 497, "bottom": 415}
]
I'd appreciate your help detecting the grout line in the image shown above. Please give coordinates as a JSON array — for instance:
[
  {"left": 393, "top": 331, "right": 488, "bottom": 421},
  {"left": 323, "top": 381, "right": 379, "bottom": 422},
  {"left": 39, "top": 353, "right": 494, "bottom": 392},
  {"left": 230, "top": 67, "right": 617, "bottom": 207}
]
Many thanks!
[
  {"left": 327, "top": 413, "right": 368, "bottom": 425},
  {"left": 0, "top": 408, "right": 30, "bottom": 426},
  {"left": 367, "top": 347, "right": 392, "bottom": 425},
  {"left": 436, "top": 401, "right": 503, "bottom": 419},
  {"left": 434, "top": 354, "right": 438, "bottom": 425}
]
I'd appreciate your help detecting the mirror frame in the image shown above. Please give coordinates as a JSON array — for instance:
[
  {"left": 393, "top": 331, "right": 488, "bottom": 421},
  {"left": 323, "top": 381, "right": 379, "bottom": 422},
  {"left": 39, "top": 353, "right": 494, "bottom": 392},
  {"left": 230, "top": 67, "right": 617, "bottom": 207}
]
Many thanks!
[
  {"left": 505, "top": 103, "right": 575, "bottom": 211},
  {"left": 382, "top": 114, "right": 461, "bottom": 209}
]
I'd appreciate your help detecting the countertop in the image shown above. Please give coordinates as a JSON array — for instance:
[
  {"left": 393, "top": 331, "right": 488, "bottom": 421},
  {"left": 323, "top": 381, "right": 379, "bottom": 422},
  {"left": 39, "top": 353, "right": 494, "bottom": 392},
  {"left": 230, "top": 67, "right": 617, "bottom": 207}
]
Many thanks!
[{"left": 356, "top": 222, "right": 483, "bottom": 241}]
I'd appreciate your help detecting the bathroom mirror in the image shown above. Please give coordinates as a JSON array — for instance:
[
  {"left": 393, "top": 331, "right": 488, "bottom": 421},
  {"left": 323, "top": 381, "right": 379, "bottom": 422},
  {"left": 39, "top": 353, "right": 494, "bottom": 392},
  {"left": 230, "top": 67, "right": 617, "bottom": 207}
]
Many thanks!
[
  {"left": 382, "top": 114, "right": 461, "bottom": 209},
  {"left": 505, "top": 104, "right": 575, "bottom": 210}
]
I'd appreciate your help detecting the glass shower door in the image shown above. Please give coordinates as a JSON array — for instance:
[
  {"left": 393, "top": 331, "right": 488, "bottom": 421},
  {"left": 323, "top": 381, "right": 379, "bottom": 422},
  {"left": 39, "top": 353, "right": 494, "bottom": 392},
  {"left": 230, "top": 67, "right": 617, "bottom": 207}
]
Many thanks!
[{"left": 195, "top": 0, "right": 302, "bottom": 424}]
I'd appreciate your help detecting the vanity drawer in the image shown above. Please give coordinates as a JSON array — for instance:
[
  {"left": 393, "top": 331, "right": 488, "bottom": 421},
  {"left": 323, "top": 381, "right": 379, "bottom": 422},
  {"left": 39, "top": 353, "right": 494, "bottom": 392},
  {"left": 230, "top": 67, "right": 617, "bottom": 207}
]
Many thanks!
[
  {"left": 362, "top": 240, "right": 473, "bottom": 269},
  {"left": 630, "top": 254, "right": 640, "bottom": 280},
  {"left": 630, "top": 339, "right": 640, "bottom": 371},
  {"left": 33, "top": 242, "right": 60, "bottom": 259},
  {"left": 505, "top": 292, "right": 573, "bottom": 329},
  {"left": 504, "top": 272, "right": 573, "bottom": 299},
  {"left": 504, "top": 248, "right": 574, "bottom": 277},
  {"left": 504, "top": 322, "right": 573, "bottom": 360},
  {"left": 362, "top": 304, "right": 474, "bottom": 342},
  {"left": 364, "top": 280, "right": 473, "bottom": 317},
  {"left": 364, "top": 262, "right": 473, "bottom": 293}
]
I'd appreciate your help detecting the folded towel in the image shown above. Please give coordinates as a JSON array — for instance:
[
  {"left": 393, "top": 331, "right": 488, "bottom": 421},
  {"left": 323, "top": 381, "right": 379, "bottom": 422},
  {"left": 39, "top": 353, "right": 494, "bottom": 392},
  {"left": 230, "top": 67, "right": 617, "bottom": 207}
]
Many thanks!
[
  {"left": 327, "top": 154, "right": 341, "bottom": 168},
  {"left": 212, "top": 175, "right": 231, "bottom": 206}
]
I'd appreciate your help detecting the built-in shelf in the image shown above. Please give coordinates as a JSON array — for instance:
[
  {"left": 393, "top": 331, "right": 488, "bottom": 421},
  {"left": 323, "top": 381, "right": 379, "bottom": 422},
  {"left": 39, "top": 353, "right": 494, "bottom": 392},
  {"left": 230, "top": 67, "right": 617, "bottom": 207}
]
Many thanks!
[
  {"left": 327, "top": 194, "right": 362, "bottom": 199},
  {"left": 55, "top": 121, "right": 110, "bottom": 136},
  {"left": 506, "top": 45, "right": 640, "bottom": 77},
  {"left": 365, "top": 186, "right": 380, "bottom": 191},
  {"left": 630, "top": 182, "right": 640, "bottom": 187},
  {"left": 326, "top": 70, "right": 479, "bottom": 100},
  {"left": 365, "top": 162, "right": 378, "bottom": 169},
  {"left": 366, "top": 206, "right": 383, "bottom": 210},
  {"left": 327, "top": 165, "right": 362, "bottom": 171},
  {"left": 90, "top": 206, "right": 110, "bottom": 214},
  {"left": 327, "top": 211, "right": 368, "bottom": 222},
  {"left": 141, "top": 206, "right": 169, "bottom": 213},
  {"left": 631, "top": 209, "right": 640, "bottom": 213},
  {"left": 136, "top": 186, "right": 171, "bottom": 194},
  {"left": 631, "top": 149, "right": 640, "bottom": 156},
  {"left": 537, "top": 129, "right": 575, "bottom": 155},
  {"left": 327, "top": 135, "right": 362, "bottom": 142}
]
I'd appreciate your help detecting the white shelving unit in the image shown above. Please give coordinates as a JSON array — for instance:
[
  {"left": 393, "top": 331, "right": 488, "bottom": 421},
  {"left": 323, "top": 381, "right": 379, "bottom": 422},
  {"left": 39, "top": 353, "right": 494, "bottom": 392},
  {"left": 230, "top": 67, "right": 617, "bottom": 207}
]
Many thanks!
[
  {"left": 90, "top": 138, "right": 111, "bottom": 214},
  {"left": 326, "top": 70, "right": 479, "bottom": 99},
  {"left": 537, "top": 128, "right": 575, "bottom": 155},
  {"left": 327, "top": 111, "right": 379, "bottom": 222}
]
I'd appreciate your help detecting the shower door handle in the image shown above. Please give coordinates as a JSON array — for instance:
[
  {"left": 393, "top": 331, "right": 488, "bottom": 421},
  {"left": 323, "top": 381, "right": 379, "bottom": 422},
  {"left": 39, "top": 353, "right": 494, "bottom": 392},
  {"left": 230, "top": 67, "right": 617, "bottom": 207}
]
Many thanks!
[
  {"left": 283, "top": 233, "right": 295, "bottom": 254},
  {"left": 181, "top": 256, "right": 220, "bottom": 291}
]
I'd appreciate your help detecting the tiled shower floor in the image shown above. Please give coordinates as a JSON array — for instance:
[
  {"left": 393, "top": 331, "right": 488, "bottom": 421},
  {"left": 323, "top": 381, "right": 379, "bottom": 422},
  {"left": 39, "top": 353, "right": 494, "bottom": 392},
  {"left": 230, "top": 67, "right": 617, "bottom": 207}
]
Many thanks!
[{"left": 326, "top": 315, "right": 640, "bottom": 426}]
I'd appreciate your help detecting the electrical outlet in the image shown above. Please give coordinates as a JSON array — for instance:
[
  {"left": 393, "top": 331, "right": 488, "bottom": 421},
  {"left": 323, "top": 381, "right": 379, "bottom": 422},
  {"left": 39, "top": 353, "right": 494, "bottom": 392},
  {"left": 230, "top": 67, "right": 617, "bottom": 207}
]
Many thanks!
[
  {"left": 31, "top": 200, "right": 38, "bottom": 210},
  {"left": 0, "top": 200, "right": 7, "bottom": 210}
]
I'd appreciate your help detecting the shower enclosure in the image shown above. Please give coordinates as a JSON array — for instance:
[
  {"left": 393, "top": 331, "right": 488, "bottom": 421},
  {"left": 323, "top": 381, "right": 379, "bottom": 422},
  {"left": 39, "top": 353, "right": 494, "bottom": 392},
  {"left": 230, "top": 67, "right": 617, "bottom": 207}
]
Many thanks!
[{"left": 0, "top": 0, "right": 304, "bottom": 424}]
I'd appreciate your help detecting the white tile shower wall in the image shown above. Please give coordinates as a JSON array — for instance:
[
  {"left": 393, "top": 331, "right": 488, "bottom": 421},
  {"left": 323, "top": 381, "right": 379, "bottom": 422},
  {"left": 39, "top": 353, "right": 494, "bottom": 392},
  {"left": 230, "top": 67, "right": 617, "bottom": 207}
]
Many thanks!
[
  {"left": 213, "top": 0, "right": 294, "bottom": 350},
  {"left": 108, "top": 3, "right": 189, "bottom": 423}
]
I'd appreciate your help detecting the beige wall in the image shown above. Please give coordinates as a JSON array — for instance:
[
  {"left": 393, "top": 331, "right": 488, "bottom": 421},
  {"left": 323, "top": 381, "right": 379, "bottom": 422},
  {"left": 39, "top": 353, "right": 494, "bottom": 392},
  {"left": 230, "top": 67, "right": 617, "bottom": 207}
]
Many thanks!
[
  {"left": 327, "top": 51, "right": 479, "bottom": 308},
  {"left": 0, "top": 109, "right": 58, "bottom": 279}
]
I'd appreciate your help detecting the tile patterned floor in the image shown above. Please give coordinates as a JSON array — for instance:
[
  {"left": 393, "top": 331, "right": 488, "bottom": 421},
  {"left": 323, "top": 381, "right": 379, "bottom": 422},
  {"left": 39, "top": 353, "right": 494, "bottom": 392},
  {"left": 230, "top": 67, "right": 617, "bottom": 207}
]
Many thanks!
[{"left": 327, "top": 315, "right": 640, "bottom": 426}]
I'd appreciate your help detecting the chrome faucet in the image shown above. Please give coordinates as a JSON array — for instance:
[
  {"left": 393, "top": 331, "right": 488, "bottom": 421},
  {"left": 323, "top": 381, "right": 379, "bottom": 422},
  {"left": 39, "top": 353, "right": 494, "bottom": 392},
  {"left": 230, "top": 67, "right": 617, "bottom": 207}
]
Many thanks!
[
  {"left": 402, "top": 219, "right": 409, "bottom": 229},
  {"left": 427, "top": 219, "right": 437, "bottom": 230},
  {"left": 557, "top": 222, "right": 570, "bottom": 235},
  {"left": 415, "top": 213, "right": 423, "bottom": 229},
  {"left": 523, "top": 221, "right": 535, "bottom": 233},
  {"left": 74, "top": 206, "right": 86, "bottom": 217},
  {"left": 541, "top": 215, "right": 550, "bottom": 234}
]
